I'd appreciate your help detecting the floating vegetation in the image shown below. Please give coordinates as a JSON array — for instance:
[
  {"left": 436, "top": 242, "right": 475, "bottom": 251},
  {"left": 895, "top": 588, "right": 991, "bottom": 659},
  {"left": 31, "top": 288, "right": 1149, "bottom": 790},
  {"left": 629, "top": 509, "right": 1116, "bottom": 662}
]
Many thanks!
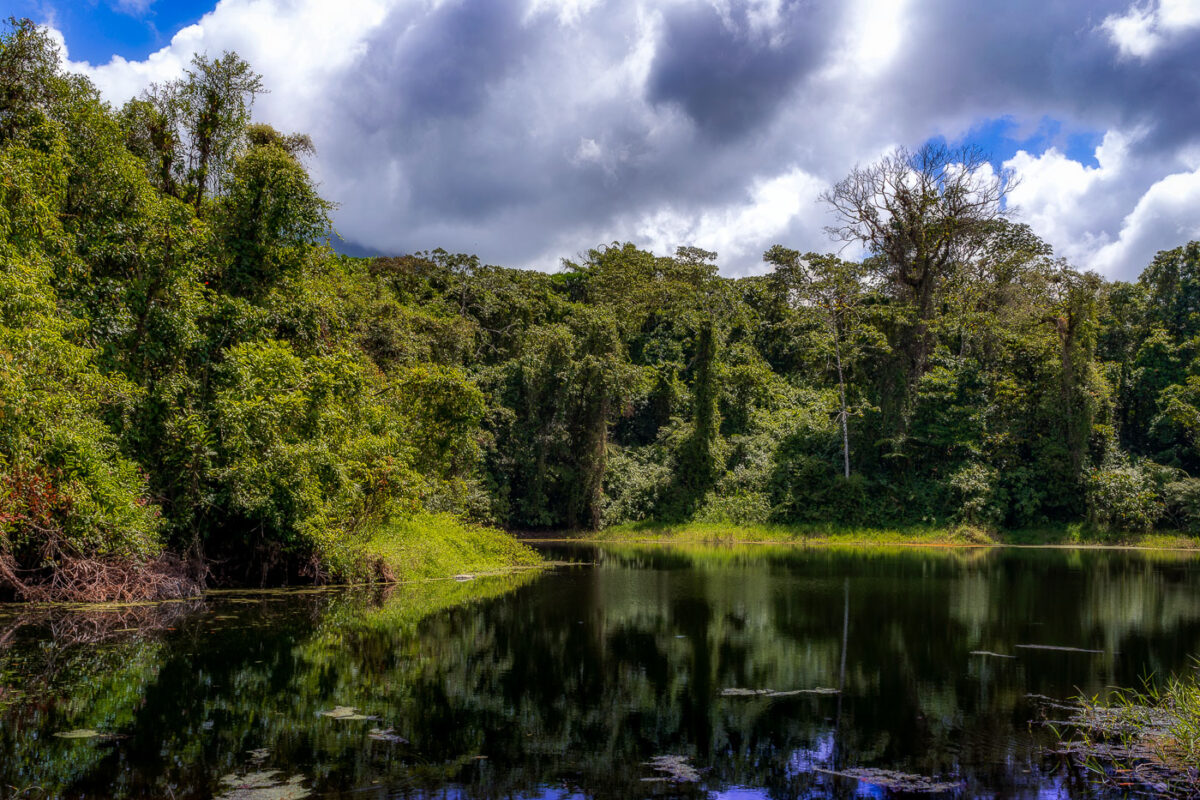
[
  {"left": 970, "top": 650, "right": 1015, "bottom": 658},
  {"left": 1015, "top": 644, "right": 1104, "bottom": 654},
  {"left": 53, "top": 729, "right": 108, "bottom": 740},
  {"left": 320, "top": 706, "right": 375, "bottom": 721},
  {"left": 368, "top": 727, "right": 408, "bottom": 743},
  {"left": 720, "top": 687, "right": 839, "bottom": 697},
  {"left": 215, "top": 771, "right": 310, "bottom": 800},
  {"left": 1052, "top": 674, "right": 1200, "bottom": 798},
  {"left": 643, "top": 754, "right": 702, "bottom": 782},
  {"left": 815, "top": 767, "right": 961, "bottom": 792}
]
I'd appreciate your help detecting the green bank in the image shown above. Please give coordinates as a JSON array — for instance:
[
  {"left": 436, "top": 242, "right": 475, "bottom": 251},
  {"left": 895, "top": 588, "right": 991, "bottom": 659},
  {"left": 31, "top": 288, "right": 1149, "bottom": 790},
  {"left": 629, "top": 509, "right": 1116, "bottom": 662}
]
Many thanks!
[{"left": 577, "top": 521, "right": 1200, "bottom": 549}]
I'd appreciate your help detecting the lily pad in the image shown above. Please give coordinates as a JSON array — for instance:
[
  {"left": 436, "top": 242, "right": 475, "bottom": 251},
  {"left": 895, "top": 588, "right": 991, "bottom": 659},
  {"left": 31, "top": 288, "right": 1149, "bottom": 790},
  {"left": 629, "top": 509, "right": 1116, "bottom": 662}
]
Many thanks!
[
  {"left": 721, "top": 687, "right": 839, "bottom": 697},
  {"left": 368, "top": 727, "right": 408, "bottom": 743},
  {"left": 816, "top": 767, "right": 961, "bottom": 792},
  {"left": 644, "top": 754, "right": 702, "bottom": 782},
  {"left": 54, "top": 729, "right": 106, "bottom": 739},
  {"left": 216, "top": 770, "right": 310, "bottom": 800},
  {"left": 320, "top": 706, "right": 375, "bottom": 720}
]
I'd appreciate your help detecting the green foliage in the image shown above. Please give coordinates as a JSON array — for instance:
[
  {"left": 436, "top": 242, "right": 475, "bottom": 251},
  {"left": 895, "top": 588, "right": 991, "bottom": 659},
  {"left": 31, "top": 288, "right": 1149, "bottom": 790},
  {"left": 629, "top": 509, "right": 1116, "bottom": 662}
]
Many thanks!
[
  {"left": 215, "top": 137, "right": 331, "bottom": 296},
  {"left": 948, "top": 462, "right": 1005, "bottom": 528},
  {"left": 1085, "top": 461, "right": 1164, "bottom": 532},
  {"left": 0, "top": 35, "right": 161, "bottom": 585},
  {"left": 1163, "top": 478, "right": 1200, "bottom": 534},
  {"left": 10, "top": 17, "right": 1200, "bottom": 598},
  {"left": 693, "top": 490, "right": 772, "bottom": 526}
]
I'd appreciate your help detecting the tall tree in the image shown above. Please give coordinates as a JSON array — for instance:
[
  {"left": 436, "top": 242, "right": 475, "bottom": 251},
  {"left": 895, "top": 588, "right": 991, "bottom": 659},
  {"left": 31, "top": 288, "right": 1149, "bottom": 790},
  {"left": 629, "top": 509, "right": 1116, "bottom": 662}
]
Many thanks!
[
  {"left": 765, "top": 248, "right": 879, "bottom": 478},
  {"left": 124, "top": 52, "right": 264, "bottom": 210},
  {"left": 822, "top": 143, "right": 1013, "bottom": 394}
]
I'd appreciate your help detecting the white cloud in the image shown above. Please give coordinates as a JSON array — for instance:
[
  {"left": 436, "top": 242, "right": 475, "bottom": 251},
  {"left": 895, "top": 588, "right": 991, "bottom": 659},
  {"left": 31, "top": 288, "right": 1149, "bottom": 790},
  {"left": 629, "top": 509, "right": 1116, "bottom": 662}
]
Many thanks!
[
  {"left": 633, "top": 167, "right": 826, "bottom": 272},
  {"left": 66, "top": 0, "right": 395, "bottom": 123},
  {"left": 1092, "top": 167, "right": 1200, "bottom": 274},
  {"left": 1004, "top": 128, "right": 1200, "bottom": 278},
  {"left": 1004, "top": 131, "right": 1133, "bottom": 264},
  {"left": 1102, "top": 0, "right": 1200, "bottom": 59}
]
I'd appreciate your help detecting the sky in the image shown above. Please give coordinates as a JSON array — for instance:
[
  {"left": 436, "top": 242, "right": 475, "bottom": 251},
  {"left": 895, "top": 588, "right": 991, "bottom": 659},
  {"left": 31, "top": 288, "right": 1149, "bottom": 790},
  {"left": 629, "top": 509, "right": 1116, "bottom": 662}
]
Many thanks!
[{"left": 14, "top": 0, "right": 1200, "bottom": 279}]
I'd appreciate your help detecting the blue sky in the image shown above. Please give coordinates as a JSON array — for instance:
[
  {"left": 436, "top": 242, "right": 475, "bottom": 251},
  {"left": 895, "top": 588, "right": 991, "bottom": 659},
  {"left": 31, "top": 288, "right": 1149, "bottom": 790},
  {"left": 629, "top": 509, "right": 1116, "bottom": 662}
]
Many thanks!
[
  {"left": 11, "top": 0, "right": 213, "bottom": 64},
  {"left": 21, "top": 0, "right": 1200, "bottom": 279}
]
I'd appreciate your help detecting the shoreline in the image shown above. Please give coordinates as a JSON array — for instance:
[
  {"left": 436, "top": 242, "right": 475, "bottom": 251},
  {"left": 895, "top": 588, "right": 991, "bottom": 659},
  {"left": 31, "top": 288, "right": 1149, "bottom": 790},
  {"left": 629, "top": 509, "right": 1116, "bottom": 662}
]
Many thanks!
[{"left": 517, "top": 522, "right": 1200, "bottom": 551}]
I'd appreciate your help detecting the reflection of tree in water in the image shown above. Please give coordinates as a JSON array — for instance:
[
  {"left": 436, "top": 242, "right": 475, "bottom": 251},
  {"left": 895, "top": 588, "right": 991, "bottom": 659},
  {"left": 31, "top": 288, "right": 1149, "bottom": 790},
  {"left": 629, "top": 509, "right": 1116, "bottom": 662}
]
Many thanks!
[{"left": 0, "top": 549, "right": 1199, "bottom": 798}]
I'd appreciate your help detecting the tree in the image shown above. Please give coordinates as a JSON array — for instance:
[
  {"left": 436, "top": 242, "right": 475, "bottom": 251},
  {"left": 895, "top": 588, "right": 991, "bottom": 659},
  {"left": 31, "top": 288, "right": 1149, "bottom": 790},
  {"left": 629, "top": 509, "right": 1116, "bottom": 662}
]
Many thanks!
[
  {"left": 215, "top": 132, "right": 331, "bottom": 297},
  {"left": 822, "top": 143, "right": 1013, "bottom": 390},
  {"left": 125, "top": 51, "right": 264, "bottom": 210},
  {"left": 764, "top": 247, "right": 879, "bottom": 478},
  {"left": 0, "top": 18, "right": 71, "bottom": 144}
]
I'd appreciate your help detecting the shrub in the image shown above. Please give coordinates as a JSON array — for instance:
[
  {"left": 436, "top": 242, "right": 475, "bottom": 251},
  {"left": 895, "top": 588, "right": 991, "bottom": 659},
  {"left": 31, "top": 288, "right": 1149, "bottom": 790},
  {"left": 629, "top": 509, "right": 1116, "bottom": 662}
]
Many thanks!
[
  {"left": 1163, "top": 478, "right": 1200, "bottom": 534},
  {"left": 949, "top": 462, "right": 1006, "bottom": 528},
  {"left": 693, "top": 491, "right": 772, "bottom": 526},
  {"left": 1085, "top": 462, "right": 1163, "bottom": 532}
]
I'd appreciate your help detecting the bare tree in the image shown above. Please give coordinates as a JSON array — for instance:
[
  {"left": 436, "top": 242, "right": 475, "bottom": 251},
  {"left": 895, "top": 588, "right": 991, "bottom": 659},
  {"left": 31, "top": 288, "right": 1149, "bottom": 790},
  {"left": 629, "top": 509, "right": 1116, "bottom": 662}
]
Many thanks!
[{"left": 822, "top": 143, "right": 1015, "bottom": 385}]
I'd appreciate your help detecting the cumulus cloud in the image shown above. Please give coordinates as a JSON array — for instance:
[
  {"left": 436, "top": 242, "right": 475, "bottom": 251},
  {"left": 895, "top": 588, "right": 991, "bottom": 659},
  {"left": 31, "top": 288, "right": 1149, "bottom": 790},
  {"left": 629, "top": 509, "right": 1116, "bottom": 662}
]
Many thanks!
[
  {"left": 48, "top": 0, "right": 1200, "bottom": 277},
  {"left": 1103, "top": 0, "right": 1200, "bottom": 60}
]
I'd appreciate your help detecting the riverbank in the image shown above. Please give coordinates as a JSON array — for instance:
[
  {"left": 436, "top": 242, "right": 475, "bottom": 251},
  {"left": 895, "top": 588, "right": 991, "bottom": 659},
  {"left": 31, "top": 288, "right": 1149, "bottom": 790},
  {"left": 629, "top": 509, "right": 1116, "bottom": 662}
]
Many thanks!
[
  {"left": 358, "top": 512, "right": 542, "bottom": 582},
  {"left": 535, "top": 521, "right": 1200, "bottom": 549},
  {"left": 1058, "top": 675, "right": 1200, "bottom": 797},
  {"left": 0, "top": 513, "right": 542, "bottom": 604}
]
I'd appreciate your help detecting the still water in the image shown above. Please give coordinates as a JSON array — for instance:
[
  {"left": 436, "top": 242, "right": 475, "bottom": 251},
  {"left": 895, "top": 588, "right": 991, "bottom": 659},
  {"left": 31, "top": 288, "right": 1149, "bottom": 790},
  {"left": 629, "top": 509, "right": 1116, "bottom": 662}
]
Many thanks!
[{"left": 2, "top": 544, "right": 1199, "bottom": 799}]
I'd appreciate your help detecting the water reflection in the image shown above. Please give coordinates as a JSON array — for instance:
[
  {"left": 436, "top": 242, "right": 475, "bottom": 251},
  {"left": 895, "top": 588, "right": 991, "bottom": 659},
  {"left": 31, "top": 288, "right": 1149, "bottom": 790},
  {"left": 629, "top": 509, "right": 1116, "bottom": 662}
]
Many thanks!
[{"left": 1, "top": 546, "right": 1198, "bottom": 798}]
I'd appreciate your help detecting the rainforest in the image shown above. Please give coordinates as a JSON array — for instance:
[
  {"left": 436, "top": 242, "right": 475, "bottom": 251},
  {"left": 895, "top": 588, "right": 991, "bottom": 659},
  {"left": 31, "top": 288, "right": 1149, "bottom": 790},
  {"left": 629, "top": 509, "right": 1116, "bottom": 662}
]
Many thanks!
[{"left": 4, "top": 19, "right": 1200, "bottom": 603}]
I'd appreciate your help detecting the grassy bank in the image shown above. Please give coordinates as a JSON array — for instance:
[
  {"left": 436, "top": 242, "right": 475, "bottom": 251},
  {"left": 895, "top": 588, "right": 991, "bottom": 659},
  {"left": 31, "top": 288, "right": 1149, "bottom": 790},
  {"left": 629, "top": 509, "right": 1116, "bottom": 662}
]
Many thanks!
[
  {"left": 563, "top": 521, "right": 1200, "bottom": 549},
  {"left": 355, "top": 512, "right": 542, "bottom": 583},
  {"left": 1060, "top": 674, "right": 1200, "bottom": 797}
]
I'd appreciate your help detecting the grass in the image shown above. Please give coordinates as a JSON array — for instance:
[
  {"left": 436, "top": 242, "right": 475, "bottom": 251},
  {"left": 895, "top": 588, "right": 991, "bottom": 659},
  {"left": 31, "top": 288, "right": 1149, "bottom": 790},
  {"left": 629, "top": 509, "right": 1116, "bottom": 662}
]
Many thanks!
[
  {"left": 359, "top": 512, "right": 542, "bottom": 583},
  {"left": 561, "top": 520, "right": 1200, "bottom": 549},
  {"left": 1060, "top": 671, "right": 1200, "bottom": 797}
]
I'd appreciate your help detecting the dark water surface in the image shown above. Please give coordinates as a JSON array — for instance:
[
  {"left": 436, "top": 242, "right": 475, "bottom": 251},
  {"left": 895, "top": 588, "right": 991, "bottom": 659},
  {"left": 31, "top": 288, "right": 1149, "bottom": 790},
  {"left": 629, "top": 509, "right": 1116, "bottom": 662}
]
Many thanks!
[{"left": 2, "top": 544, "right": 1200, "bottom": 799}]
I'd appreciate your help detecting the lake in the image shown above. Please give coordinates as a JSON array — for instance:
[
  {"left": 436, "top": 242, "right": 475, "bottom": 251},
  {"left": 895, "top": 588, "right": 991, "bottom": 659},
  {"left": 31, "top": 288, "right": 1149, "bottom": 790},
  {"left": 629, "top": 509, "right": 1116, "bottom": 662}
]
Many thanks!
[{"left": 2, "top": 544, "right": 1199, "bottom": 798}]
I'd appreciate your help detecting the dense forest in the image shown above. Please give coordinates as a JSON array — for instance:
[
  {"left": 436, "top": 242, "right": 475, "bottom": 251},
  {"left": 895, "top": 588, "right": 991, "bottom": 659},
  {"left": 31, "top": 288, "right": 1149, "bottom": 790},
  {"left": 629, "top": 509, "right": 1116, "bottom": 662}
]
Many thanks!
[{"left": 4, "top": 19, "right": 1200, "bottom": 600}]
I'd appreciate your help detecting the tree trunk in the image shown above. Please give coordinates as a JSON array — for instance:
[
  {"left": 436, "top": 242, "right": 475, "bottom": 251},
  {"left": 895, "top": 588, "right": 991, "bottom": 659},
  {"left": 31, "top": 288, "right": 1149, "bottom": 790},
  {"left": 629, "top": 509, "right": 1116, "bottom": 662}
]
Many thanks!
[{"left": 832, "top": 323, "right": 851, "bottom": 479}]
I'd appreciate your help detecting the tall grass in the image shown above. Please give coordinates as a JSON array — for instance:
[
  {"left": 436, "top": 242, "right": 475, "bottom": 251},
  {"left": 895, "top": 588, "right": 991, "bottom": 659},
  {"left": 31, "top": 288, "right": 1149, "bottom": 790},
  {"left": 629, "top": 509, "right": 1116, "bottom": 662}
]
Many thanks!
[
  {"left": 579, "top": 521, "right": 1200, "bottom": 549},
  {"left": 1060, "top": 670, "right": 1200, "bottom": 797}
]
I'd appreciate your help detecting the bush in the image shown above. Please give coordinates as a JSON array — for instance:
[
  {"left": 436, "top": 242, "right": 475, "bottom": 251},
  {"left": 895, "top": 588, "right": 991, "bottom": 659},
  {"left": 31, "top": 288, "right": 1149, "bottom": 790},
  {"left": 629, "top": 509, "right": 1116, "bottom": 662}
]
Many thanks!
[
  {"left": 1163, "top": 477, "right": 1200, "bottom": 533},
  {"left": 693, "top": 491, "right": 772, "bottom": 525},
  {"left": 602, "top": 444, "right": 672, "bottom": 525},
  {"left": 949, "top": 462, "right": 1006, "bottom": 528},
  {"left": 1085, "top": 462, "right": 1163, "bottom": 532}
]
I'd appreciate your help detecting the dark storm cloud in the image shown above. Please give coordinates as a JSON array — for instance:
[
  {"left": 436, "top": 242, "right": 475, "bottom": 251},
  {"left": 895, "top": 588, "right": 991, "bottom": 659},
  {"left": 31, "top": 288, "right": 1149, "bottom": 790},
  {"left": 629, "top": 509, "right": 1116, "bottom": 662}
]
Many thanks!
[
  {"left": 344, "top": 0, "right": 537, "bottom": 131},
  {"left": 882, "top": 0, "right": 1200, "bottom": 155},
  {"left": 285, "top": 0, "right": 1200, "bottom": 275},
  {"left": 646, "top": 0, "right": 834, "bottom": 140},
  {"left": 320, "top": 0, "right": 827, "bottom": 263}
]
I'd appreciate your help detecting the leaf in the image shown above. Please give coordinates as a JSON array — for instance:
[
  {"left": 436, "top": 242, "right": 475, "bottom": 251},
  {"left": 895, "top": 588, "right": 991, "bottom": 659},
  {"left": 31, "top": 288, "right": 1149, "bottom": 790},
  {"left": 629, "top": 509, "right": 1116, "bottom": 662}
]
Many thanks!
[
  {"left": 721, "top": 687, "right": 839, "bottom": 697},
  {"left": 320, "top": 706, "right": 375, "bottom": 720},
  {"left": 1015, "top": 644, "right": 1104, "bottom": 654},
  {"left": 54, "top": 729, "right": 104, "bottom": 739}
]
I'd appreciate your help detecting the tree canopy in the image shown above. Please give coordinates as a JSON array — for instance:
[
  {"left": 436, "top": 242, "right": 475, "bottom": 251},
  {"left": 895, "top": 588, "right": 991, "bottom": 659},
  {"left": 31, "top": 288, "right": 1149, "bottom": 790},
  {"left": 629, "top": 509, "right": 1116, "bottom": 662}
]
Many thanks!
[{"left": 3, "top": 19, "right": 1200, "bottom": 598}]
